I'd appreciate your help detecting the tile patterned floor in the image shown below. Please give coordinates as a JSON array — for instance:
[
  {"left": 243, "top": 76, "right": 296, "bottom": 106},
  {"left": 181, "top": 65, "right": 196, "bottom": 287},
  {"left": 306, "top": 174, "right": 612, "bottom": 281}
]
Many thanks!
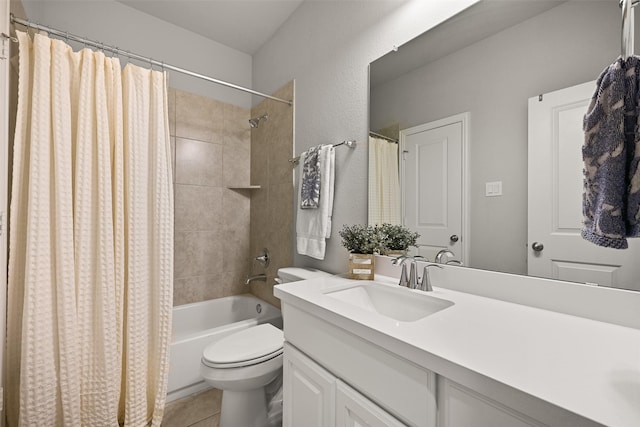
[{"left": 162, "top": 388, "right": 221, "bottom": 427}]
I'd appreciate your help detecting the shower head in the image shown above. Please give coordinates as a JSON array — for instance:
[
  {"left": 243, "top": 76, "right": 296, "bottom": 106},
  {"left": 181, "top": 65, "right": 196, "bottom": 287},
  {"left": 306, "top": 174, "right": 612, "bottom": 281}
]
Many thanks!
[{"left": 249, "top": 114, "right": 268, "bottom": 128}]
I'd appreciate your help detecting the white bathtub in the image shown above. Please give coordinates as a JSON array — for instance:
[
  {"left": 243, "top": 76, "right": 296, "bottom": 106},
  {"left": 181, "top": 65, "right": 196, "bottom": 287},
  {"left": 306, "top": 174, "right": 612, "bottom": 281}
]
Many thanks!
[{"left": 167, "top": 294, "right": 282, "bottom": 402}]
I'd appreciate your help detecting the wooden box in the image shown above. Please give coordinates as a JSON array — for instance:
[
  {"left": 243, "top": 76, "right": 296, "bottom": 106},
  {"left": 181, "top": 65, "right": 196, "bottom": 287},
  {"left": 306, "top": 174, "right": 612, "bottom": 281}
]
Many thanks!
[{"left": 348, "top": 253, "right": 375, "bottom": 280}]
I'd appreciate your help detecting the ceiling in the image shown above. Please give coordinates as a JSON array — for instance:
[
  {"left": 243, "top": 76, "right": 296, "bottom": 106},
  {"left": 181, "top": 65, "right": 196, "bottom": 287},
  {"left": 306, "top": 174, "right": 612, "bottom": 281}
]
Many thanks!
[{"left": 117, "top": 0, "right": 306, "bottom": 55}]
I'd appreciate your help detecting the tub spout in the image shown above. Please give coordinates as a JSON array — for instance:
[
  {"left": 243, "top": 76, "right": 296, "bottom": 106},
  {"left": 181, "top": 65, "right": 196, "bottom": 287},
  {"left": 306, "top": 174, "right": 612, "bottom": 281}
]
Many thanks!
[{"left": 245, "top": 274, "right": 267, "bottom": 285}]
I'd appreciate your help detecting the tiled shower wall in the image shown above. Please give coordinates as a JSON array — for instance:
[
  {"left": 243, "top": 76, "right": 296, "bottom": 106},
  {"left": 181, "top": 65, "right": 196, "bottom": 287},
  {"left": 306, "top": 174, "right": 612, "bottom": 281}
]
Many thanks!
[
  {"left": 169, "top": 88, "right": 253, "bottom": 306},
  {"left": 249, "top": 82, "right": 295, "bottom": 308}
]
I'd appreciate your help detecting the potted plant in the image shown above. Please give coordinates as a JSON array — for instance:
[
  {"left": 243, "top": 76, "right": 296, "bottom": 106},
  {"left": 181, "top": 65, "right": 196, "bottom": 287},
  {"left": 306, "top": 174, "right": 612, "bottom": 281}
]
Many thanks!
[
  {"left": 339, "top": 224, "right": 385, "bottom": 255},
  {"left": 379, "top": 223, "right": 420, "bottom": 256},
  {"left": 339, "top": 224, "right": 384, "bottom": 280}
]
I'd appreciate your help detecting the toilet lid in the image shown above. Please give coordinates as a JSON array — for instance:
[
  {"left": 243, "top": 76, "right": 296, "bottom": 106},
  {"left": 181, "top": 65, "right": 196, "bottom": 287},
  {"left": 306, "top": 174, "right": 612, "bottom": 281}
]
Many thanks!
[{"left": 202, "top": 323, "right": 284, "bottom": 368}]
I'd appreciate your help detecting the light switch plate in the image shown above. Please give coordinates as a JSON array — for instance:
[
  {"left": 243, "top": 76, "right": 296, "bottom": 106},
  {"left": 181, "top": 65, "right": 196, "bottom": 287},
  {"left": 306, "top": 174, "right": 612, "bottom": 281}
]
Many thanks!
[{"left": 485, "top": 181, "right": 503, "bottom": 197}]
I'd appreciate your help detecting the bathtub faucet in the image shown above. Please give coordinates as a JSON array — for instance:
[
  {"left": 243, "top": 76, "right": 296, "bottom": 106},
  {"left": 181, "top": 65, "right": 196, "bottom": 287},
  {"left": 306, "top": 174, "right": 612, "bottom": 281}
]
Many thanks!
[{"left": 245, "top": 274, "right": 267, "bottom": 285}]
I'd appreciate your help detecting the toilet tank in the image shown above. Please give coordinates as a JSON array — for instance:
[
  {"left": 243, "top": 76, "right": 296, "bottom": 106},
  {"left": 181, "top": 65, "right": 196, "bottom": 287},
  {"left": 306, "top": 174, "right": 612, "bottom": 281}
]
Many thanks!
[{"left": 276, "top": 267, "right": 331, "bottom": 283}]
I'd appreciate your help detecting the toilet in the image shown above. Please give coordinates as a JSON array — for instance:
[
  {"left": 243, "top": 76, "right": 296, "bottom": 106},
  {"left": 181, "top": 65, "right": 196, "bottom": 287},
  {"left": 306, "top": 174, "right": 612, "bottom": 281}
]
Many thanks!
[{"left": 200, "top": 267, "right": 331, "bottom": 427}]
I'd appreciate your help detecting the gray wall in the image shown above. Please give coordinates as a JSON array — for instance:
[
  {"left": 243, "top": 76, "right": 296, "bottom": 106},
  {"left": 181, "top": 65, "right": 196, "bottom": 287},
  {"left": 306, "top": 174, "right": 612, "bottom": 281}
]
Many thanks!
[
  {"left": 370, "top": 1, "right": 625, "bottom": 274},
  {"left": 21, "top": 0, "right": 253, "bottom": 108},
  {"left": 253, "top": 0, "right": 480, "bottom": 274}
]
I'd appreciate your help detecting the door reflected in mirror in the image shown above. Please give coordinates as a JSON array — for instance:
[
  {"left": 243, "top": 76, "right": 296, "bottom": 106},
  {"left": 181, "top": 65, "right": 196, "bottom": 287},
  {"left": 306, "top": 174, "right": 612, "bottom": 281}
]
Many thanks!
[{"left": 368, "top": 0, "right": 640, "bottom": 291}]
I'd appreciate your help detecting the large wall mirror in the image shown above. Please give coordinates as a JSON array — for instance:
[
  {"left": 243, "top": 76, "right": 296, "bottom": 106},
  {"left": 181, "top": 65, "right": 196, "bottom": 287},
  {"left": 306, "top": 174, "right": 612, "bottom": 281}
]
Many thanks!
[{"left": 369, "top": 0, "right": 640, "bottom": 291}]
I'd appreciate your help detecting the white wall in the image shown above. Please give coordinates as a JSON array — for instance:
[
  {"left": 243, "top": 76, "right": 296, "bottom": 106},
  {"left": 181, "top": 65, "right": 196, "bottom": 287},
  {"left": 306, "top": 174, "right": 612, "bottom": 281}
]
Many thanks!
[
  {"left": 371, "top": 1, "right": 623, "bottom": 274},
  {"left": 21, "top": 0, "right": 253, "bottom": 108},
  {"left": 253, "top": 0, "right": 480, "bottom": 273}
]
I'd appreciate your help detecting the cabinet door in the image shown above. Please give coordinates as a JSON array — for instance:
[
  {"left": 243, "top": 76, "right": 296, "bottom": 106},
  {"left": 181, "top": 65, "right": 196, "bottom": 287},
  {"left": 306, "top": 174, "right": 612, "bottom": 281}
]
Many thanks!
[
  {"left": 437, "top": 378, "right": 545, "bottom": 427},
  {"left": 283, "top": 343, "right": 336, "bottom": 427},
  {"left": 336, "top": 380, "right": 407, "bottom": 427}
]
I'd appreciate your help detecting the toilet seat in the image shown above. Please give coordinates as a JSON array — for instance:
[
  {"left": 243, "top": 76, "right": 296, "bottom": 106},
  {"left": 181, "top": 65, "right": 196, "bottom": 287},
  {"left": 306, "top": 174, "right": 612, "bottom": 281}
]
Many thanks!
[{"left": 202, "top": 323, "right": 284, "bottom": 369}]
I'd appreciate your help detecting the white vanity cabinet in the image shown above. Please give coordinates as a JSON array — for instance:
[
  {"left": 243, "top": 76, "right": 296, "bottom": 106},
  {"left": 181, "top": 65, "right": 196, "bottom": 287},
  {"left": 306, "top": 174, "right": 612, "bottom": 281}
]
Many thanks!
[
  {"left": 275, "top": 274, "right": 637, "bottom": 427},
  {"left": 280, "top": 305, "right": 604, "bottom": 427},
  {"left": 283, "top": 342, "right": 406, "bottom": 427},
  {"left": 282, "top": 304, "right": 437, "bottom": 427}
]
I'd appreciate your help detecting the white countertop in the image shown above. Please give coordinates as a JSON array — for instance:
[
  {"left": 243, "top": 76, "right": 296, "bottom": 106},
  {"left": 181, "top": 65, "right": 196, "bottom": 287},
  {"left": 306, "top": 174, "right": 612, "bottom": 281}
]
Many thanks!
[{"left": 274, "top": 274, "right": 640, "bottom": 427}]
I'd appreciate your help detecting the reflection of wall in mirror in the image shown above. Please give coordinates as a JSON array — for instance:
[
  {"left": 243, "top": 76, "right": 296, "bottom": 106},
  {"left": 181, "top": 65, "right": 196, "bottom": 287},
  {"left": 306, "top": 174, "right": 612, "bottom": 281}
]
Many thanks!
[{"left": 370, "top": 1, "right": 631, "bottom": 275}]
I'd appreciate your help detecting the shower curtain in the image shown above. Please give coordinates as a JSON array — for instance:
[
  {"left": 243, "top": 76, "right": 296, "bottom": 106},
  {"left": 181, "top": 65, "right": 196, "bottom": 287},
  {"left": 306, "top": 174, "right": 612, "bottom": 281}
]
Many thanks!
[
  {"left": 6, "top": 31, "right": 174, "bottom": 426},
  {"left": 368, "top": 135, "right": 401, "bottom": 225}
]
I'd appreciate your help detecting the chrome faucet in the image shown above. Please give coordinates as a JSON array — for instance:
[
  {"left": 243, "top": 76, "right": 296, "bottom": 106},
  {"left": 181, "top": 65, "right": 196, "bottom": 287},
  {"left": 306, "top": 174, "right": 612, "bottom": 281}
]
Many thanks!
[
  {"left": 435, "top": 249, "right": 455, "bottom": 264},
  {"left": 245, "top": 274, "right": 267, "bottom": 285},
  {"left": 392, "top": 255, "right": 425, "bottom": 289},
  {"left": 420, "top": 264, "right": 443, "bottom": 292}
]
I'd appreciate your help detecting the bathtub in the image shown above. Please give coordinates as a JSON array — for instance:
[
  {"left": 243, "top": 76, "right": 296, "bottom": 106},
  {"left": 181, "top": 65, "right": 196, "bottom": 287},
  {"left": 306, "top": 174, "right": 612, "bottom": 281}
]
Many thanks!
[{"left": 167, "top": 294, "right": 282, "bottom": 402}]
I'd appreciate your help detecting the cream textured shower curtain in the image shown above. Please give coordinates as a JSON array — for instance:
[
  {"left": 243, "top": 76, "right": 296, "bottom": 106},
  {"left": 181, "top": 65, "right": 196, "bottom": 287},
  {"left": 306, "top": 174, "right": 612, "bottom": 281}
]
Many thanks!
[
  {"left": 368, "top": 135, "right": 401, "bottom": 225},
  {"left": 6, "top": 31, "right": 174, "bottom": 426}
]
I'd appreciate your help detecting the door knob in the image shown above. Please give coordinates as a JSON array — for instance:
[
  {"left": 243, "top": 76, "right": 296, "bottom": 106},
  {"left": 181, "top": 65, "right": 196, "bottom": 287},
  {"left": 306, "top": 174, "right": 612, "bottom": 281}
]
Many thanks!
[
  {"left": 450, "top": 235, "right": 459, "bottom": 242},
  {"left": 532, "top": 242, "right": 544, "bottom": 252}
]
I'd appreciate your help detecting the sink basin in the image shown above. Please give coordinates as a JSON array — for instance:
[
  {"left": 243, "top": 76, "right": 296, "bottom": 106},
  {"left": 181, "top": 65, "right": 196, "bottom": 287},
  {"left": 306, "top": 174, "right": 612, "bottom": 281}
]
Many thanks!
[{"left": 324, "top": 281, "right": 454, "bottom": 322}]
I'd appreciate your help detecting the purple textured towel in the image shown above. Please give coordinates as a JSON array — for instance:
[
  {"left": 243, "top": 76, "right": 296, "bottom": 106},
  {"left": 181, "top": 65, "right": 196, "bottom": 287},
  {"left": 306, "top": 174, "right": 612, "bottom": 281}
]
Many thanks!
[{"left": 582, "top": 56, "right": 640, "bottom": 248}]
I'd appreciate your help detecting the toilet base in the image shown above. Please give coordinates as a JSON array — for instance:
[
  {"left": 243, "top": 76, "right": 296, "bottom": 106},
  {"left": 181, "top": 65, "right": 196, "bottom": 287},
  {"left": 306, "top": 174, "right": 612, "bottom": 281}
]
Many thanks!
[{"left": 220, "top": 388, "right": 268, "bottom": 427}]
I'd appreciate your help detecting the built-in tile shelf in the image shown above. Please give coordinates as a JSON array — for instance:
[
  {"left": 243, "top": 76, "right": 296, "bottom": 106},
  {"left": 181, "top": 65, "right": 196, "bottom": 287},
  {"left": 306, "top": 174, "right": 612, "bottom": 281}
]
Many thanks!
[{"left": 227, "top": 185, "right": 261, "bottom": 190}]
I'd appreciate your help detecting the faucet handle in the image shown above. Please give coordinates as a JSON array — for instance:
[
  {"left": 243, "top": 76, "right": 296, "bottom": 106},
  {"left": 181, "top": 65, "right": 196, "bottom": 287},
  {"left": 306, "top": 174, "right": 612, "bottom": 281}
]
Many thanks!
[
  {"left": 255, "top": 248, "right": 270, "bottom": 267},
  {"left": 398, "top": 263, "right": 409, "bottom": 287},
  {"left": 408, "top": 262, "right": 419, "bottom": 289},
  {"left": 420, "top": 264, "right": 444, "bottom": 292}
]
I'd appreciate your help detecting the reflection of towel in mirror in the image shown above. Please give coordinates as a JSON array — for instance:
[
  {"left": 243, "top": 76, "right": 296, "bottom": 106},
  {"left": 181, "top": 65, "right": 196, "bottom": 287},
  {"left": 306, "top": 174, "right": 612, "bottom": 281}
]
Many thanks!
[
  {"left": 296, "top": 145, "right": 335, "bottom": 259},
  {"left": 300, "top": 145, "right": 321, "bottom": 209},
  {"left": 582, "top": 56, "right": 640, "bottom": 248}
]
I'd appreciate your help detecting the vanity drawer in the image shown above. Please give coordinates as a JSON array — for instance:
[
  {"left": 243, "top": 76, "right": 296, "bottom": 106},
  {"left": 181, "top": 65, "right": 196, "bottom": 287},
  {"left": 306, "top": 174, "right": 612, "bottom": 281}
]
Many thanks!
[{"left": 283, "top": 304, "right": 436, "bottom": 427}]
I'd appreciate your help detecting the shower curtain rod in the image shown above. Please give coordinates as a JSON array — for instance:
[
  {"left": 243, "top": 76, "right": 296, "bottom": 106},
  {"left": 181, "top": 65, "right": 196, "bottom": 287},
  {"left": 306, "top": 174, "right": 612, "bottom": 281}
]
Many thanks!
[
  {"left": 8, "top": 14, "right": 293, "bottom": 106},
  {"left": 369, "top": 131, "right": 398, "bottom": 143}
]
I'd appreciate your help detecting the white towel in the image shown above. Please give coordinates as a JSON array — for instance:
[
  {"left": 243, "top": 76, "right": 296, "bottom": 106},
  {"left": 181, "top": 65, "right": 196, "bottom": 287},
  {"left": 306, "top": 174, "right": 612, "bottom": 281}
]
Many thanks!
[{"left": 296, "top": 145, "right": 335, "bottom": 259}]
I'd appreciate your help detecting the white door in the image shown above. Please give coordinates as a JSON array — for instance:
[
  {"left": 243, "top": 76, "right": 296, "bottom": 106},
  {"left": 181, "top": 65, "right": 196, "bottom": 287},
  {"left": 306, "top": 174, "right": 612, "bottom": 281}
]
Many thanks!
[
  {"left": 401, "top": 114, "right": 468, "bottom": 263},
  {"left": 528, "top": 82, "right": 640, "bottom": 291}
]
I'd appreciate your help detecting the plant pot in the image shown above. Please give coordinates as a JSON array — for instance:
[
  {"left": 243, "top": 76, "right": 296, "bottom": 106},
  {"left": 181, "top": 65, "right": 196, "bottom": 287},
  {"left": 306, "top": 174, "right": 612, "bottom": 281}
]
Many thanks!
[{"left": 348, "top": 253, "right": 375, "bottom": 280}]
